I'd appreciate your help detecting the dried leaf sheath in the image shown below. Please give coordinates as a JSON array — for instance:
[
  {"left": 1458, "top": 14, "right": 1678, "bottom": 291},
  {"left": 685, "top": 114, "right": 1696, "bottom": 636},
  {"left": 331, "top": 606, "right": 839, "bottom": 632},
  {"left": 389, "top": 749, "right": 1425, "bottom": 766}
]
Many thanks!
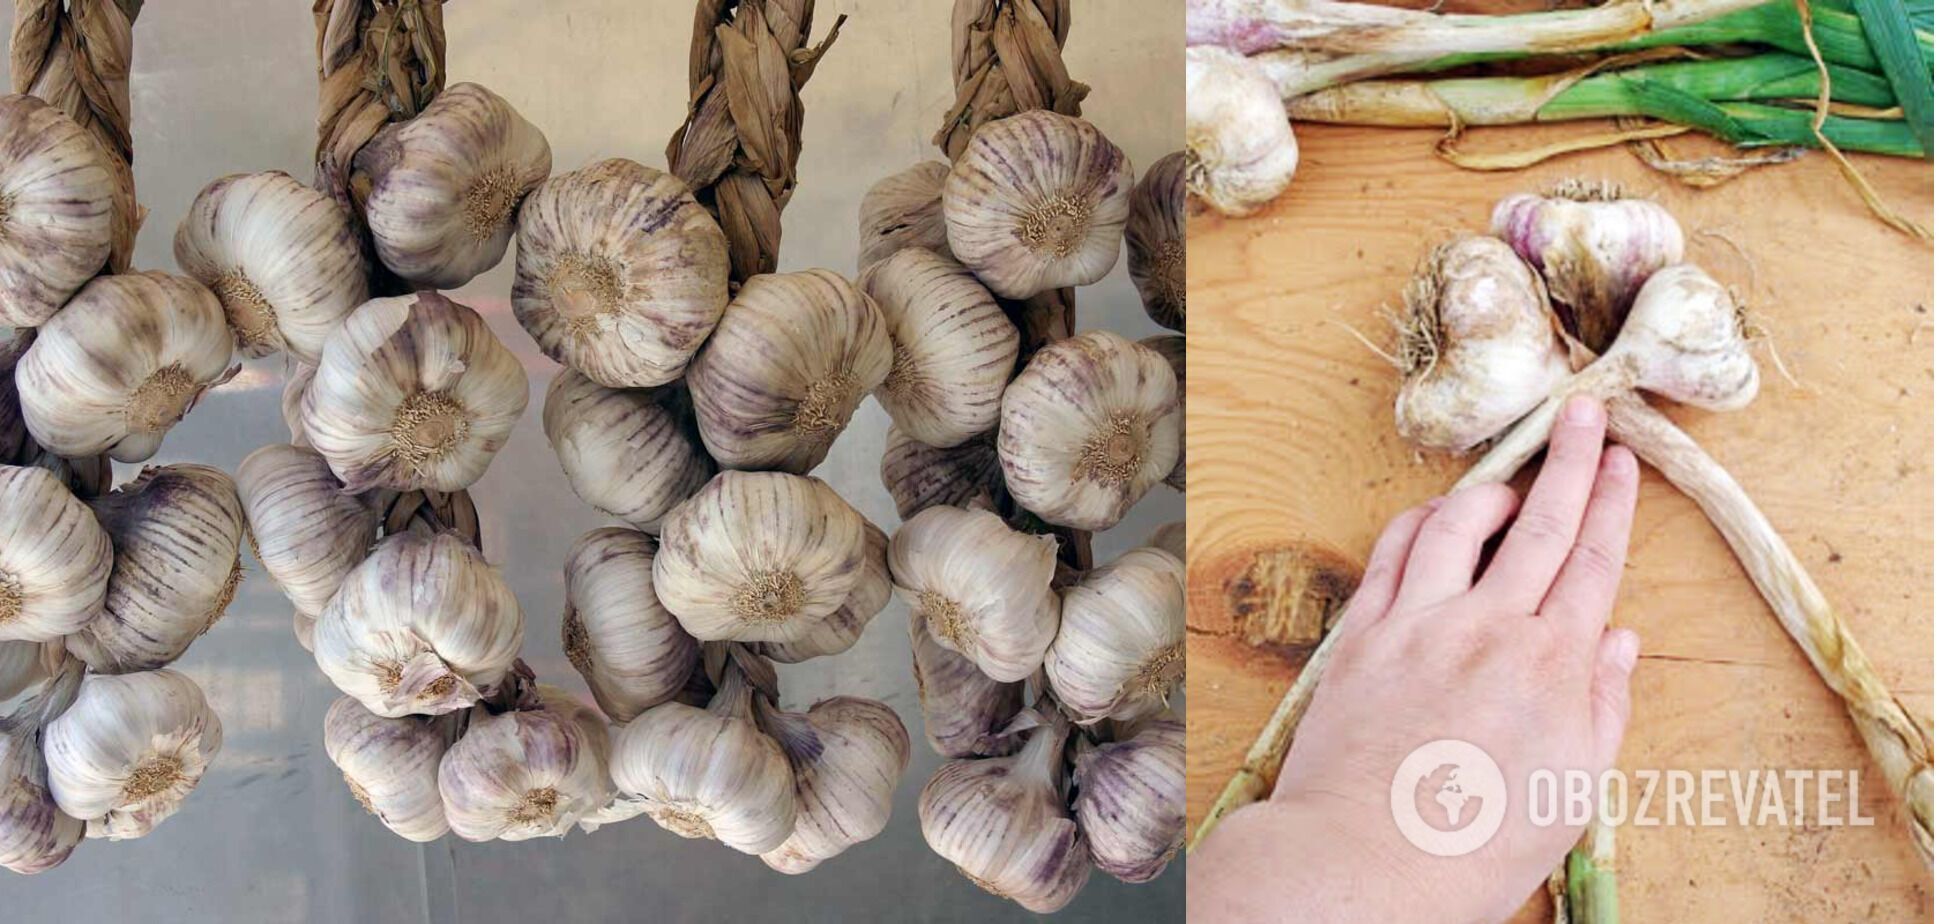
[
  {"left": 934, "top": 0, "right": 1090, "bottom": 161},
  {"left": 312, "top": 0, "right": 447, "bottom": 206}
]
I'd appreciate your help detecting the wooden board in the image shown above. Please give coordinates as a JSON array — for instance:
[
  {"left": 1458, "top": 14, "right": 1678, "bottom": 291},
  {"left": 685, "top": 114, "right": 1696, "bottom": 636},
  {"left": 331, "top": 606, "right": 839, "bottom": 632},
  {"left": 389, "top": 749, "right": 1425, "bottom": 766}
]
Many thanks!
[{"left": 1185, "top": 119, "right": 1935, "bottom": 921}]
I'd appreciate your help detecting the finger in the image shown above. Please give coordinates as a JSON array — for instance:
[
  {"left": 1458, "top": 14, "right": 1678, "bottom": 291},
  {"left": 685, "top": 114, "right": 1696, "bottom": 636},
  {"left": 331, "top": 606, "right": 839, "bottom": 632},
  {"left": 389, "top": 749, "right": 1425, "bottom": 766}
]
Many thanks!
[
  {"left": 1476, "top": 394, "right": 1609, "bottom": 613},
  {"left": 1589, "top": 627, "right": 1641, "bottom": 770},
  {"left": 1390, "top": 483, "right": 1521, "bottom": 613},
  {"left": 1331, "top": 500, "right": 1439, "bottom": 637},
  {"left": 1542, "top": 446, "right": 1641, "bottom": 638}
]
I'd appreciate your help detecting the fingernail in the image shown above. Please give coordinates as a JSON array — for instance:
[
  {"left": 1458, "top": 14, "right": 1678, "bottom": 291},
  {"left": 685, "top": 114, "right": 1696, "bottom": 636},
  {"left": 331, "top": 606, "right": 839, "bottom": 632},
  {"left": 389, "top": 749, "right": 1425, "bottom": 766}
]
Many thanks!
[
  {"left": 1603, "top": 446, "right": 1637, "bottom": 476},
  {"left": 1564, "top": 394, "right": 1601, "bottom": 425}
]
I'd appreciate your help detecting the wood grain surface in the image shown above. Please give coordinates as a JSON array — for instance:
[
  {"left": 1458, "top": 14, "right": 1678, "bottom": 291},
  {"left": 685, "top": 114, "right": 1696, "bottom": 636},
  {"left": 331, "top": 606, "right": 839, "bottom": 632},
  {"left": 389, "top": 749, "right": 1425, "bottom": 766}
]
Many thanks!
[{"left": 1185, "top": 117, "right": 1934, "bottom": 921}]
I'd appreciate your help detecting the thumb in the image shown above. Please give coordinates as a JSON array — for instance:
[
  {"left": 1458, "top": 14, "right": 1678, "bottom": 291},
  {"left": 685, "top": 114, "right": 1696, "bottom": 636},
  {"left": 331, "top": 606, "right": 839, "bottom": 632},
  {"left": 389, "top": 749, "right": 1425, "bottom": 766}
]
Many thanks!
[{"left": 1589, "top": 627, "right": 1641, "bottom": 770}]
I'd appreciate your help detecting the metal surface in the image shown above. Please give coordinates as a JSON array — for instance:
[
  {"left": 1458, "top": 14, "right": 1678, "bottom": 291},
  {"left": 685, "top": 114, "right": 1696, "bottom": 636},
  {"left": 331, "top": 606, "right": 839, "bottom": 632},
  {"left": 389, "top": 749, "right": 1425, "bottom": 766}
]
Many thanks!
[{"left": 0, "top": 1, "right": 1185, "bottom": 921}]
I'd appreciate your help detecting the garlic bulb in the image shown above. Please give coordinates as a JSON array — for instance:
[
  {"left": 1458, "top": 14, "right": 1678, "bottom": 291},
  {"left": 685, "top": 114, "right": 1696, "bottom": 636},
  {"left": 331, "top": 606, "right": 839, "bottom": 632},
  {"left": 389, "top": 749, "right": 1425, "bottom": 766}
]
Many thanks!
[
  {"left": 879, "top": 424, "right": 1006, "bottom": 520},
  {"left": 236, "top": 444, "right": 380, "bottom": 618},
  {"left": 282, "top": 361, "right": 315, "bottom": 448},
  {"left": 354, "top": 82, "right": 552, "bottom": 288},
  {"left": 908, "top": 612, "right": 1024, "bottom": 759},
  {"left": 0, "top": 465, "right": 113, "bottom": 643},
  {"left": 1604, "top": 263, "right": 1759, "bottom": 411},
  {"left": 1146, "top": 520, "right": 1187, "bottom": 562},
  {"left": 438, "top": 701, "right": 612, "bottom": 841},
  {"left": 314, "top": 530, "right": 524, "bottom": 718},
  {"left": 0, "top": 94, "right": 115, "bottom": 327},
  {"left": 857, "top": 248, "right": 1019, "bottom": 449},
  {"left": 69, "top": 465, "right": 246, "bottom": 673},
  {"left": 942, "top": 110, "right": 1133, "bottom": 298},
  {"left": 858, "top": 161, "right": 952, "bottom": 272},
  {"left": 1074, "top": 717, "right": 1185, "bottom": 883},
  {"left": 323, "top": 696, "right": 450, "bottom": 842},
  {"left": 686, "top": 269, "right": 893, "bottom": 474},
  {"left": 1127, "top": 152, "right": 1187, "bottom": 331},
  {"left": 513, "top": 158, "right": 729, "bottom": 387},
  {"left": 653, "top": 471, "right": 869, "bottom": 644},
  {"left": 919, "top": 716, "right": 1091, "bottom": 912},
  {"left": 1186, "top": 47, "right": 1298, "bottom": 217},
  {"left": 998, "top": 330, "right": 1182, "bottom": 531},
  {"left": 754, "top": 522, "right": 891, "bottom": 664},
  {"left": 302, "top": 292, "right": 529, "bottom": 493},
  {"left": 756, "top": 696, "right": 911, "bottom": 874},
  {"left": 562, "top": 527, "right": 699, "bottom": 723},
  {"left": 610, "top": 665, "right": 796, "bottom": 854},
  {"left": 1395, "top": 234, "right": 1570, "bottom": 452},
  {"left": 889, "top": 506, "right": 1059, "bottom": 683},
  {"left": 1143, "top": 333, "right": 1187, "bottom": 492},
  {"left": 542, "top": 369, "right": 712, "bottom": 533},
  {"left": 16, "top": 272, "right": 235, "bottom": 463},
  {"left": 1046, "top": 548, "right": 1186, "bottom": 725},
  {"left": 0, "top": 668, "right": 82, "bottom": 873},
  {"left": 173, "top": 171, "right": 369, "bottom": 362},
  {"left": 1492, "top": 182, "right": 1685, "bottom": 353},
  {"left": 43, "top": 669, "right": 223, "bottom": 840}
]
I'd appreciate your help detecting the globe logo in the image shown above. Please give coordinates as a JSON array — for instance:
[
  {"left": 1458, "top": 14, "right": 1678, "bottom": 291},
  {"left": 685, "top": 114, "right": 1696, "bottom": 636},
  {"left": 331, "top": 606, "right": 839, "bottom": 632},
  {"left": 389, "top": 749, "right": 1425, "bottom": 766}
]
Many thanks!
[{"left": 1389, "top": 739, "right": 1507, "bottom": 856}]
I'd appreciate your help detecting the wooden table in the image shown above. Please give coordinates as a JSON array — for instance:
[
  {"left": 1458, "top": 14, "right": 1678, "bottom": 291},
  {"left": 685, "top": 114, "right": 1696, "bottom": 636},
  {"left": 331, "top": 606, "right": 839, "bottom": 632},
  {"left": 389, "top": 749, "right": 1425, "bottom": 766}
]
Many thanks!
[{"left": 1185, "top": 119, "right": 1934, "bottom": 920}]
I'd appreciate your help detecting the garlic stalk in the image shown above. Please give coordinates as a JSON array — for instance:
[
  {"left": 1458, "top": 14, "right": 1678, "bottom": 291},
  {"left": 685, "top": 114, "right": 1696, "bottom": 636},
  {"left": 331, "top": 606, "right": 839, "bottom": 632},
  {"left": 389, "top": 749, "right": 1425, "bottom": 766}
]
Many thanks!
[
  {"left": 1075, "top": 717, "right": 1186, "bottom": 883},
  {"left": 857, "top": 248, "right": 1020, "bottom": 450},
  {"left": 0, "top": 93, "right": 115, "bottom": 328},
  {"left": 0, "top": 465, "right": 113, "bottom": 643},
  {"left": 857, "top": 161, "right": 952, "bottom": 272},
  {"left": 879, "top": 424, "right": 1006, "bottom": 520},
  {"left": 1045, "top": 548, "right": 1187, "bottom": 725},
  {"left": 561, "top": 527, "right": 699, "bottom": 723},
  {"left": 1492, "top": 181, "right": 1685, "bottom": 353},
  {"left": 438, "top": 697, "right": 613, "bottom": 842},
  {"left": 754, "top": 695, "right": 911, "bottom": 874},
  {"left": 0, "top": 665, "right": 82, "bottom": 873},
  {"left": 754, "top": 522, "right": 892, "bottom": 665},
  {"left": 236, "top": 444, "right": 380, "bottom": 619},
  {"left": 889, "top": 505, "right": 1060, "bottom": 684},
  {"left": 1127, "top": 152, "right": 1188, "bottom": 331},
  {"left": 323, "top": 696, "right": 450, "bottom": 842},
  {"left": 1186, "top": 47, "right": 1298, "bottom": 218},
  {"left": 43, "top": 668, "right": 223, "bottom": 840},
  {"left": 919, "top": 714, "right": 1092, "bottom": 913},
  {"left": 541, "top": 369, "right": 712, "bottom": 533},
  {"left": 908, "top": 610, "right": 1026, "bottom": 759}
]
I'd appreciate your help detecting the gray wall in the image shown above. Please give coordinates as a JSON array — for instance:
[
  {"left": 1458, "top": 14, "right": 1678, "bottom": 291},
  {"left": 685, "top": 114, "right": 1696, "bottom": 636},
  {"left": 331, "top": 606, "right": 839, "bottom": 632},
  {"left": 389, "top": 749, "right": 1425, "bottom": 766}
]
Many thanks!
[{"left": 0, "top": 1, "right": 1185, "bottom": 921}]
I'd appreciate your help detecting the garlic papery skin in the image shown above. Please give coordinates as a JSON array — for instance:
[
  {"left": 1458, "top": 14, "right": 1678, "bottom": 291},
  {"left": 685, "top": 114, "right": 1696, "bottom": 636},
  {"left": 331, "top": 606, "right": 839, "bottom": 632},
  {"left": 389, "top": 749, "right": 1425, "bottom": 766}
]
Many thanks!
[
  {"left": 1127, "top": 152, "right": 1187, "bottom": 332},
  {"left": 0, "top": 465, "right": 113, "bottom": 644},
  {"left": 513, "top": 158, "right": 730, "bottom": 388},
  {"left": 16, "top": 272, "right": 236, "bottom": 463},
  {"left": 562, "top": 527, "right": 699, "bottom": 724},
  {"left": 43, "top": 669, "right": 223, "bottom": 840},
  {"left": 282, "top": 361, "right": 316, "bottom": 448},
  {"left": 908, "top": 612, "right": 1025, "bottom": 759},
  {"left": 438, "top": 703, "right": 610, "bottom": 842},
  {"left": 998, "top": 330, "right": 1183, "bottom": 531},
  {"left": 609, "top": 667, "right": 797, "bottom": 855},
  {"left": 0, "top": 640, "right": 44, "bottom": 701},
  {"left": 942, "top": 110, "right": 1134, "bottom": 299},
  {"left": 857, "top": 248, "right": 1019, "bottom": 449},
  {"left": 1491, "top": 182, "right": 1685, "bottom": 354},
  {"left": 1601, "top": 263, "right": 1759, "bottom": 411},
  {"left": 755, "top": 696, "right": 911, "bottom": 874},
  {"left": 323, "top": 696, "right": 449, "bottom": 842},
  {"left": 541, "top": 369, "right": 712, "bottom": 533},
  {"left": 879, "top": 424, "right": 1006, "bottom": 520},
  {"left": 173, "top": 171, "right": 369, "bottom": 363},
  {"left": 1074, "top": 717, "right": 1185, "bottom": 883},
  {"left": 1146, "top": 520, "right": 1187, "bottom": 562},
  {"left": 1143, "top": 333, "right": 1187, "bottom": 492},
  {"left": 353, "top": 82, "right": 552, "bottom": 289},
  {"left": 1186, "top": 47, "right": 1297, "bottom": 218},
  {"left": 685, "top": 269, "right": 894, "bottom": 474},
  {"left": 302, "top": 292, "right": 529, "bottom": 493},
  {"left": 653, "top": 471, "right": 869, "bottom": 644},
  {"left": 754, "top": 522, "right": 891, "bottom": 664},
  {"left": 1393, "top": 234, "right": 1571, "bottom": 453},
  {"left": 889, "top": 505, "right": 1059, "bottom": 683},
  {"left": 919, "top": 717, "right": 1091, "bottom": 913},
  {"left": 0, "top": 94, "right": 115, "bottom": 327},
  {"left": 236, "top": 444, "right": 380, "bottom": 618},
  {"left": 0, "top": 720, "right": 81, "bottom": 873},
  {"left": 314, "top": 530, "right": 524, "bottom": 718},
  {"left": 1046, "top": 548, "right": 1187, "bottom": 725},
  {"left": 857, "top": 161, "right": 951, "bottom": 272},
  {"left": 69, "top": 465, "right": 246, "bottom": 673}
]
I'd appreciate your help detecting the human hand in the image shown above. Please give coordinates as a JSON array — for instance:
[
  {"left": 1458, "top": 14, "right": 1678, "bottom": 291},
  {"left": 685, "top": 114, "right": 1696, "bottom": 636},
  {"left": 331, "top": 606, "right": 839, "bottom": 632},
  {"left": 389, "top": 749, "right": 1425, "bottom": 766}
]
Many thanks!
[{"left": 1190, "top": 395, "right": 1642, "bottom": 924}]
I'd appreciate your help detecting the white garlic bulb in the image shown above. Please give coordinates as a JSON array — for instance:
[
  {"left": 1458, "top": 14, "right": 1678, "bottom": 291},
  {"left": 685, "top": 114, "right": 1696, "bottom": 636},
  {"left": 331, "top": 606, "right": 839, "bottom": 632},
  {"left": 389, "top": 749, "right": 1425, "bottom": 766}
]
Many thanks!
[
  {"left": 888, "top": 505, "right": 1059, "bottom": 683},
  {"left": 1143, "top": 333, "right": 1186, "bottom": 492},
  {"left": 542, "top": 369, "right": 712, "bottom": 533},
  {"left": 998, "top": 330, "right": 1182, "bottom": 531},
  {"left": 302, "top": 292, "right": 529, "bottom": 493},
  {"left": 354, "top": 82, "right": 552, "bottom": 288},
  {"left": 908, "top": 612, "right": 1025, "bottom": 759},
  {"left": 753, "top": 522, "right": 891, "bottom": 665},
  {"left": 857, "top": 248, "right": 1019, "bottom": 449},
  {"left": 69, "top": 465, "right": 246, "bottom": 674},
  {"left": 438, "top": 702, "right": 612, "bottom": 842},
  {"left": 562, "top": 527, "right": 700, "bottom": 724},
  {"left": 236, "top": 444, "right": 380, "bottom": 618},
  {"left": 16, "top": 272, "right": 235, "bottom": 463},
  {"left": 323, "top": 695, "right": 450, "bottom": 842},
  {"left": 1075, "top": 717, "right": 1185, "bottom": 883},
  {"left": 756, "top": 696, "right": 911, "bottom": 874},
  {"left": 1186, "top": 46, "right": 1298, "bottom": 218},
  {"left": 942, "top": 110, "right": 1133, "bottom": 299},
  {"left": 173, "top": 171, "right": 369, "bottom": 363},
  {"left": 653, "top": 471, "right": 869, "bottom": 645},
  {"left": 919, "top": 717, "right": 1091, "bottom": 912},
  {"left": 686, "top": 269, "right": 894, "bottom": 474},
  {"left": 513, "top": 158, "right": 729, "bottom": 387},
  {"left": 0, "top": 94, "right": 114, "bottom": 327},
  {"left": 879, "top": 424, "right": 1005, "bottom": 520},
  {"left": 314, "top": 530, "right": 524, "bottom": 718},
  {"left": 0, "top": 669, "right": 82, "bottom": 874},
  {"left": 0, "top": 465, "right": 113, "bottom": 643},
  {"left": 1046, "top": 548, "right": 1186, "bottom": 725},
  {"left": 610, "top": 665, "right": 797, "bottom": 855},
  {"left": 43, "top": 669, "right": 223, "bottom": 840},
  {"left": 858, "top": 160, "right": 951, "bottom": 272},
  {"left": 1127, "top": 152, "right": 1187, "bottom": 332}
]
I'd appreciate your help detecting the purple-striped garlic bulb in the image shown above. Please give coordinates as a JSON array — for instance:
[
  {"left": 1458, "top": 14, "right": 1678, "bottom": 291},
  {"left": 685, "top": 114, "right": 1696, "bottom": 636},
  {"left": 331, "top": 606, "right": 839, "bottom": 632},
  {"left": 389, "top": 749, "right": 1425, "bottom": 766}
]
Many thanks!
[
  {"left": 858, "top": 248, "right": 1019, "bottom": 449},
  {"left": 1491, "top": 181, "right": 1685, "bottom": 353}
]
